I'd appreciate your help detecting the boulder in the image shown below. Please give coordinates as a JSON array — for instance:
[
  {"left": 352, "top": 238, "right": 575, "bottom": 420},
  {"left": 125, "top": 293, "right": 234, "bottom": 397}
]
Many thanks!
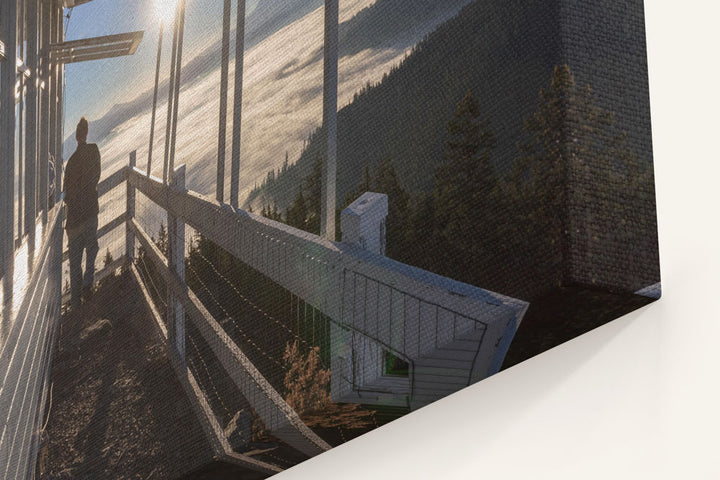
[
  {"left": 224, "top": 409, "right": 253, "bottom": 452},
  {"left": 79, "top": 318, "right": 113, "bottom": 342}
]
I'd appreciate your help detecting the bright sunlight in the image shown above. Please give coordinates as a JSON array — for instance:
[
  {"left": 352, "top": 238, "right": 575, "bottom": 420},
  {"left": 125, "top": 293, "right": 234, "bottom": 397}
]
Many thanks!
[{"left": 154, "top": 0, "right": 178, "bottom": 24}]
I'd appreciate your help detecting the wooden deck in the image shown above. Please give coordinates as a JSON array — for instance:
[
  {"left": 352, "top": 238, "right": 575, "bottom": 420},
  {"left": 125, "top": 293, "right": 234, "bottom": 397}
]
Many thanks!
[{"left": 38, "top": 273, "right": 215, "bottom": 479}]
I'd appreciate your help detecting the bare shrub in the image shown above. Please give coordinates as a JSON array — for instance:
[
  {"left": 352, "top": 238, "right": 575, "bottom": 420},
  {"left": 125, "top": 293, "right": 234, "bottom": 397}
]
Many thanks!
[{"left": 282, "top": 340, "right": 331, "bottom": 416}]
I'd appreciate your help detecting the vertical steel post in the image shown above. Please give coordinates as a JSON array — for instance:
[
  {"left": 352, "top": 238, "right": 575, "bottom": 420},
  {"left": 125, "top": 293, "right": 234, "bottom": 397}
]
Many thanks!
[
  {"left": 162, "top": 2, "right": 180, "bottom": 185},
  {"left": 169, "top": 164, "right": 186, "bottom": 362},
  {"left": 1, "top": 0, "right": 18, "bottom": 301},
  {"left": 147, "top": 21, "right": 163, "bottom": 176},
  {"left": 25, "top": 0, "right": 38, "bottom": 244},
  {"left": 216, "top": 0, "right": 231, "bottom": 203},
  {"left": 47, "top": 0, "right": 57, "bottom": 211},
  {"left": 18, "top": 0, "right": 25, "bottom": 239},
  {"left": 321, "top": 0, "right": 339, "bottom": 240},
  {"left": 126, "top": 151, "right": 136, "bottom": 264},
  {"left": 168, "top": 0, "right": 186, "bottom": 177},
  {"left": 230, "top": 0, "right": 246, "bottom": 209},
  {"left": 38, "top": 0, "right": 50, "bottom": 223},
  {"left": 55, "top": 3, "right": 63, "bottom": 201}
]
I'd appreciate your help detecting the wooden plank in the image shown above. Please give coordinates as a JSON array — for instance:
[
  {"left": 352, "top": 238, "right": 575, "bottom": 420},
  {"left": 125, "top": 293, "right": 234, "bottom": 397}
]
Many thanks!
[
  {"left": 50, "top": 31, "right": 143, "bottom": 50},
  {"left": 9, "top": 297, "right": 56, "bottom": 480},
  {"left": 51, "top": 42, "right": 134, "bottom": 60},
  {"left": 98, "top": 212, "right": 127, "bottom": 241},
  {"left": 0, "top": 201, "right": 63, "bottom": 367},
  {"left": 97, "top": 167, "right": 127, "bottom": 198}
]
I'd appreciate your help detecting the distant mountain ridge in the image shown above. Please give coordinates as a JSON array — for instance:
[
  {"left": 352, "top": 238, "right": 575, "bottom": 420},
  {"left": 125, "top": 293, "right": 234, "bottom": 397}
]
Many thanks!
[
  {"left": 64, "top": 0, "right": 472, "bottom": 160},
  {"left": 64, "top": 0, "right": 322, "bottom": 157},
  {"left": 247, "top": 0, "right": 652, "bottom": 212}
]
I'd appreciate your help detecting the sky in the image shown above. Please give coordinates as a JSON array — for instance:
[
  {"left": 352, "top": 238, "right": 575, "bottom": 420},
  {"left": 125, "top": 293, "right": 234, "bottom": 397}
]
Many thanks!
[
  {"left": 44, "top": 0, "right": 471, "bottom": 271},
  {"left": 62, "top": 0, "right": 259, "bottom": 134},
  {"left": 57, "top": 0, "right": 403, "bottom": 265}
]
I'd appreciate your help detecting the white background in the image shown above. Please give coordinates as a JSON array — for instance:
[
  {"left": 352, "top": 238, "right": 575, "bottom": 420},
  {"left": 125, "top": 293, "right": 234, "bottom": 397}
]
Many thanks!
[{"left": 278, "top": 1, "right": 720, "bottom": 478}]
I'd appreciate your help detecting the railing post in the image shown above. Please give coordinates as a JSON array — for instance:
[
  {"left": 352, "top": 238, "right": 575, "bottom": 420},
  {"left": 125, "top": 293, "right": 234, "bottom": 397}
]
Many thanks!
[
  {"left": 1, "top": 0, "right": 18, "bottom": 306},
  {"left": 169, "top": 164, "right": 186, "bottom": 362},
  {"left": 25, "top": 0, "right": 39, "bottom": 245},
  {"left": 321, "top": 0, "right": 339, "bottom": 240},
  {"left": 126, "top": 151, "right": 136, "bottom": 265},
  {"left": 38, "top": 0, "right": 50, "bottom": 224},
  {"left": 217, "top": 0, "right": 231, "bottom": 203},
  {"left": 230, "top": 0, "right": 246, "bottom": 209}
]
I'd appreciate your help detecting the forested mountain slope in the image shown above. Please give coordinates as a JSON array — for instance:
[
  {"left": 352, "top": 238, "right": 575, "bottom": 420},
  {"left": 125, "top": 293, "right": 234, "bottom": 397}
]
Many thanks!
[{"left": 248, "top": 0, "right": 652, "bottom": 214}]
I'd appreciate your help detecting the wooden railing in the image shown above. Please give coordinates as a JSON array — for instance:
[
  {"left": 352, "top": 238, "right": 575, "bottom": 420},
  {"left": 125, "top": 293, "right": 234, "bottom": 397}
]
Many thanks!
[
  {"left": 45, "top": 151, "right": 527, "bottom": 472},
  {"left": 0, "top": 200, "right": 64, "bottom": 480},
  {"left": 126, "top": 162, "right": 527, "bottom": 397}
]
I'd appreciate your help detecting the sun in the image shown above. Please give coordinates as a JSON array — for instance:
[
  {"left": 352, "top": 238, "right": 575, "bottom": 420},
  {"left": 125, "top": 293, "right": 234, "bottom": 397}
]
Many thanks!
[{"left": 154, "top": 0, "right": 177, "bottom": 24}]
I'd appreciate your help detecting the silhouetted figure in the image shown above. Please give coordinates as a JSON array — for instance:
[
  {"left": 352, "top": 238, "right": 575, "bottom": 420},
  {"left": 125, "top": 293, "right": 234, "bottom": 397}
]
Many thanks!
[{"left": 64, "top": 117, "right": 101, "bottom": 309}]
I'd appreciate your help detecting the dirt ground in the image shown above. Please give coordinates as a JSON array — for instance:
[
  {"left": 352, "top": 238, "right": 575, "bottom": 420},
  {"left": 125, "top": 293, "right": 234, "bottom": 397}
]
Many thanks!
[
  {"left": 38, "top": 273, "right": 214, "bottom": 479},
  {"left": 35, "top": 270, "right": 412, "bottom": 479}
]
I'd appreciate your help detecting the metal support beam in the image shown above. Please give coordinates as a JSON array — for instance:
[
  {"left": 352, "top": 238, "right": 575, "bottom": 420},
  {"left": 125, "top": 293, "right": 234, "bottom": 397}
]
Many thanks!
[
  {"left": 230, "top": 0, "right": 246, "bottom": 209},
  {"left": 216, "top": 0, "right": 231, "bottom": 203},
  {"left": 1, "top": 0, "right": 18, "bottom": 301},
  {"left": 25, "top": 0, "right": 38, "bottom": 245},
  {"left": 162, "top": 2, "right": 180, "bottom": 185},
  {"left": 55, "top": 1, "right": 64, "bottom": 203},
  {"left": 147, "top": 22, "right": 163, "bottom": 176},
  {"left": 48, "top": 0, "right": 58, "bottom": 211},
  {"left": 168, "top": 0, "right": 186, "bottom": 177},
  {"left": 38, "top": 0, "right": 50, "bottom": 223},
  {"left": 126, "top": 151, "right": 136, "bottom": 264},
  {"left": 168, "top": 164, "right": 186, "bottom": 362},
  {"left": 17, "top": 0, "right": 26, "bottom": 240},
  {"left": 321, "top": 0, "right": 339, "bottom": 241}
]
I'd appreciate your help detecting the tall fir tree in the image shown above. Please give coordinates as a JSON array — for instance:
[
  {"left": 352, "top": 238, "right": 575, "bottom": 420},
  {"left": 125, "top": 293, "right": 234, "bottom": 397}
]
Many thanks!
[
  {"left": 433, "top": 91, "right": 497, "bottom": 276},
  {"left": 304, "top": 155, "right": 323, "bottom": 234},
  {"left": 510, "top": 64, "right": 643, "bottom": 293},
  {"left": 342, "top": 165, "right": 372, "bottom": 209},
  {"left": 286, "top": 191, "right": 309, "bottom": 230}
]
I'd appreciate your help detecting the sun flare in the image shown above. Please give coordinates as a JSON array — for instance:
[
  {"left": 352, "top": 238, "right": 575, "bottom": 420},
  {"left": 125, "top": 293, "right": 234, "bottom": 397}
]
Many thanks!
[{"left": 154, "top": 0, "right": 177, "bottom": 24}]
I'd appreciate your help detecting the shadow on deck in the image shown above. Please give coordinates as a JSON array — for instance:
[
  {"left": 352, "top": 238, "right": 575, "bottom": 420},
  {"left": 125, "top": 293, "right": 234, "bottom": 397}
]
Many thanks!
[{"left": 38, "top": 272, "right": 215, "bottom": 479}]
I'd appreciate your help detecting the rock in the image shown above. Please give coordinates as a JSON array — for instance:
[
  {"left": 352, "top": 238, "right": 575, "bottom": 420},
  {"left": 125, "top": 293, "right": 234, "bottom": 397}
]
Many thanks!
[
  {"left": 79, "top": 318, "right": 113, "bottom": 342},
  {"left": 224, "top": 409, "right": 253, "bottom": 452}
]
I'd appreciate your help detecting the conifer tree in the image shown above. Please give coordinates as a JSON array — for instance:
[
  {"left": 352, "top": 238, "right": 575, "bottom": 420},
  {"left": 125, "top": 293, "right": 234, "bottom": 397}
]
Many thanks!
[
  {"left": 286, "top": 191, "right": 308, "bottom": 230},
  {"left": 512, "top": 64, "right": 643, "bottom": 290},
  {"left": 433, "top": 90, "right": 496, "bottom": 272},
  {"left": 304, "top": 156, "right": 323, "bottom": 234},
  {"left": 343, "top": 165, "right": 372, "bottom": 209}
]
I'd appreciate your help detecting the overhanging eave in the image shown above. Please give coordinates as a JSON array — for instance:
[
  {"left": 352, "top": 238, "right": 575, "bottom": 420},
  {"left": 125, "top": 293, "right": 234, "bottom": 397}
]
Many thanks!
[{"left": 50, "top": 31, "right": 143, "bottom": 64}]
